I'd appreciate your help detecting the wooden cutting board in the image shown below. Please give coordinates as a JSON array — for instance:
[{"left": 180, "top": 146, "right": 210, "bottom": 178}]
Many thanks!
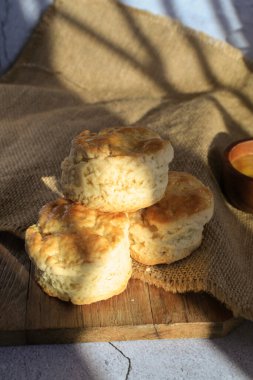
[{"left": 0, "top": 233, "right": 242, "bottom": 346}]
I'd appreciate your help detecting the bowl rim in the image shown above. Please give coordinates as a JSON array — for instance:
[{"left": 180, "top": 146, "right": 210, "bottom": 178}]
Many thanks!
[{"left": 224, "top": 138, "right": 253, "bottom": 181}]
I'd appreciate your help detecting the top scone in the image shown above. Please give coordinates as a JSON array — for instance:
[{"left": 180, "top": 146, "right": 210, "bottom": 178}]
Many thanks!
[{"left": 61, "top": 126, "right": 174, "bottom": 212}]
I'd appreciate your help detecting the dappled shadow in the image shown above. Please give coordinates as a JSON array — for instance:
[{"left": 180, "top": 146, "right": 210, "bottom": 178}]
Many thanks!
[
  {"left": 161, "top": 0, "right": 253, "bottom": 128},
  {"left": 58, "top": 3, "right": 179, "bottom": 97},
  {"left": 162, "top": 0, "right": 253, "bottom": 59}
]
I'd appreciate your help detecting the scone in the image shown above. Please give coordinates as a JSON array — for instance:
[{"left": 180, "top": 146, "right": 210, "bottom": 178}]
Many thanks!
[
  {"left": 129, "top": 171, "right": 214, "bottom": 265},
  {"left": 25, "top": 198, "right": 132, "bottom": 304},
  {"left": 61, "top": 126, "right": 174, "bottom": 212}
]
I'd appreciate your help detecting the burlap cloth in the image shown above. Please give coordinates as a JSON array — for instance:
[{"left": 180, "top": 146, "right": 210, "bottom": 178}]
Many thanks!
[{"left": 1, "top": 0, "right": 253, "bottom": 320}]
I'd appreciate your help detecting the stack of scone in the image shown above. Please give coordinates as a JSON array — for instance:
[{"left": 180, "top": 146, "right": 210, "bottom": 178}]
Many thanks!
[{"left": 25, "top": 126, "right": 214, "bottom": 304}]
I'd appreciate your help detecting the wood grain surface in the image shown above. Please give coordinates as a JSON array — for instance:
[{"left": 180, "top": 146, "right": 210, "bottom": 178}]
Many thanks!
[{"left": 0, "top": 233, "right": 242, "bottom": 346}]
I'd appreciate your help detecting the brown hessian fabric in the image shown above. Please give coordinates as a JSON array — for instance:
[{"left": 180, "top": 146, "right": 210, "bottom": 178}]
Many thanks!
[{"left": 1, "top": 0, "right": 253, "bottom": 320}]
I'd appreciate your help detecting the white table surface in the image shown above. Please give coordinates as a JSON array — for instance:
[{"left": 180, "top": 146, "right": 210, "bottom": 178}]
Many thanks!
[{"left": 0, "top": 1, "right": 253, "bottom": 379}]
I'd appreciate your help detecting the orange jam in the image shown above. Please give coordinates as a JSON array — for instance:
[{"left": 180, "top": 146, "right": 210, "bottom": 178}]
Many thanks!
[{"left": 231, "top": 154, "right": 253, "bottom": 178}]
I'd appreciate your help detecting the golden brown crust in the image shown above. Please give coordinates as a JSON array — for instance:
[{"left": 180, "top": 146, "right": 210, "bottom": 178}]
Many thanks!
[
  {"left": 141, "top": 171, "right": 214, "bottom": 226},
  {"left": 73, "top": 126, "right": 171, "bottom": 159},
  {"left": 26, "top": 198, "right": 129, "bottom": 268}
]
